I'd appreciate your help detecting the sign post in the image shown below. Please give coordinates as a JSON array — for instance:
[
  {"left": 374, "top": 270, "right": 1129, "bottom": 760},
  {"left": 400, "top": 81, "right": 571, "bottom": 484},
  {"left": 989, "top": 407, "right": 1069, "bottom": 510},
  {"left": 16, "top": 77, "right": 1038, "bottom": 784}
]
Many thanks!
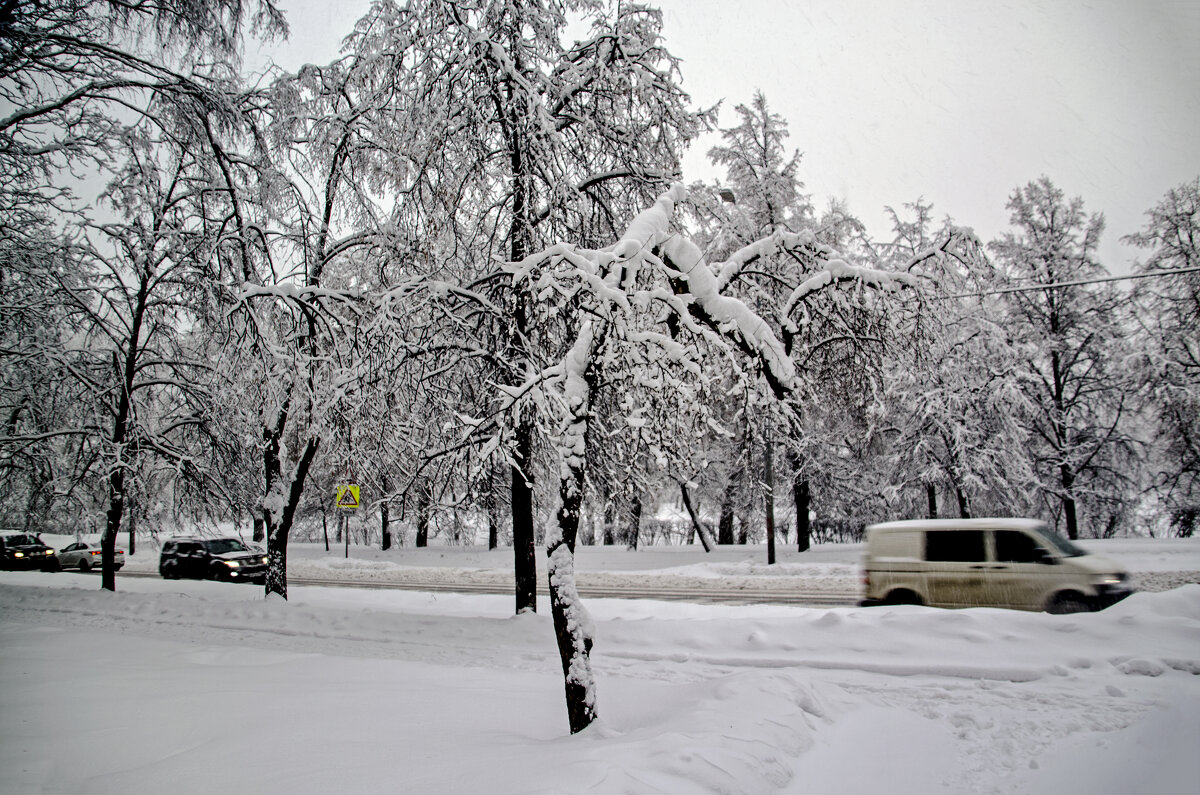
[{"left": 335, "top": 484, "right": 359, "bottom": 559}]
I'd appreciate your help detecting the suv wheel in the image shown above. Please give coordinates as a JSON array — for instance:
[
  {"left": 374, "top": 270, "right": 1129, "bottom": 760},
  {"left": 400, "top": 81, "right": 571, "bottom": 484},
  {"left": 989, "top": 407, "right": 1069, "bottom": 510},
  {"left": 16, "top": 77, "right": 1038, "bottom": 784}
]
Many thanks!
[
  {"left": 161, "top": 561, "right": 179, "bottom": 579},
  {"left": 885, "top": 589, "right": 923, "bottom": 606},
  {"left": 1047, "top": 592, "right": 1092, "bottom": 614}
]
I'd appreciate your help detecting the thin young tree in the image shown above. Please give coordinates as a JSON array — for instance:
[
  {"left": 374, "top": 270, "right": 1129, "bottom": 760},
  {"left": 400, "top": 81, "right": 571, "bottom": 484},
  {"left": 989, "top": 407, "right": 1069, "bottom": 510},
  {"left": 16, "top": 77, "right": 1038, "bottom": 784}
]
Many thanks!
[
  {"left": 1125, "top": 177, "right": 1200, "bottom": 535},
  {"left": 65, "top": 134, "right": 224, "bottom": 590},
  {"left": 989, "top": 177, "right": 1140, "bottom": 538}
]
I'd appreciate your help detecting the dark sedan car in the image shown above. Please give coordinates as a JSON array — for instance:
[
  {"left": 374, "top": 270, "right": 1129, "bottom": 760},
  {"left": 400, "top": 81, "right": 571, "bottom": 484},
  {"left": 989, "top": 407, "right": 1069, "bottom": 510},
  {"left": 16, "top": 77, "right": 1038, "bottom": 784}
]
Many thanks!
[
  {"left": 0, "top": 532, "right": 60, "bottom": 571},
  {"left": 159, "top": 537, "right": 267, "bottom": 584}
]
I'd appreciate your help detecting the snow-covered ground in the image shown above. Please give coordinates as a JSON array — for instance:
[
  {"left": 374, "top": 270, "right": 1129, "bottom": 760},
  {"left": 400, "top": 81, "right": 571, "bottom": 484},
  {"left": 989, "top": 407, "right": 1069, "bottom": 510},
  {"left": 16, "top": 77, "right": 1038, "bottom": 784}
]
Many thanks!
[{"left": 2, "top": 537, "right": 1198, "bottom": 793}]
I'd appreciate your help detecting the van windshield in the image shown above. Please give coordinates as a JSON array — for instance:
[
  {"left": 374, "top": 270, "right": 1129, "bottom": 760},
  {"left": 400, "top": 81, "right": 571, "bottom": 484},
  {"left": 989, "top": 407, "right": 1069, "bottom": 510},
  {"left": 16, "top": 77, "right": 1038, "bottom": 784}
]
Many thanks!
[{"left": 1037, "top": 526, "right": 1086, "bottom": 557}]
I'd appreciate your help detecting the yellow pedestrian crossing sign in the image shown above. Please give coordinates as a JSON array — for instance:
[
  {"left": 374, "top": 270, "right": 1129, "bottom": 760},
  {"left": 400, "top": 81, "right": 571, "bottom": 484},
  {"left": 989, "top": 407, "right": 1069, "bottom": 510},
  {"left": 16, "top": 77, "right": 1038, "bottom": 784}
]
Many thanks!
[{"left": 335, "top": 484, "right": 360, "bottom": 510}]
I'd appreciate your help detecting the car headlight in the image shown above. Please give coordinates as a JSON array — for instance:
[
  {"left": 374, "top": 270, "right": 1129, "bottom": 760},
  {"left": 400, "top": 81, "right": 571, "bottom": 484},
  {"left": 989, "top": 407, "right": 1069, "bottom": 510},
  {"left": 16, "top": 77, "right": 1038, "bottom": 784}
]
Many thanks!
[
  {"left": 1092, "top": 574, "right": 1122, "bottom": 586},
  {"left": 224, "top": 561, "right": 240, "bottom": 568},
  {"left": 261, "top": 556, "right": 268, "bottom": 565},
  {"left": 45, "top": 550, "right": 55, "bottom": 555},
  {"left": 13, "top": 552, "right": 24, "bottom": 558}
]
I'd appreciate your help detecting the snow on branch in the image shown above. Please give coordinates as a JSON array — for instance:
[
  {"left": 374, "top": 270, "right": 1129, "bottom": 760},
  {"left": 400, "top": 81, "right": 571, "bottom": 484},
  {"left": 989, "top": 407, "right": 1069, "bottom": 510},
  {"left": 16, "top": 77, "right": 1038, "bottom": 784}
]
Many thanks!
[
  {"left": 613, "top": 183, "right": 687, "bottom": 260},
  {"left": 715, "top": 228, "right": 825, "bottom": 291},
  {"left": 783, "top": 258, "right": 918, "bottom": 318},
  {"left": 660, "top": 232, "right": 797, "bottom": 397}
]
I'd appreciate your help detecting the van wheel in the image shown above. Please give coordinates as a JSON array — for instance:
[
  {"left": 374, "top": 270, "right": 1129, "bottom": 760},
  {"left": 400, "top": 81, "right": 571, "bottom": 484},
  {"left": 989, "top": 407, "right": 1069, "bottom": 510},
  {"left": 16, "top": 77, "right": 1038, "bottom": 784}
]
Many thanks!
[
  {"left": 885, "top": 589, "right": 923, "bottom": 606},
  {"left": 1047, "top": 593, "right": 1092, "bottom": 615}
]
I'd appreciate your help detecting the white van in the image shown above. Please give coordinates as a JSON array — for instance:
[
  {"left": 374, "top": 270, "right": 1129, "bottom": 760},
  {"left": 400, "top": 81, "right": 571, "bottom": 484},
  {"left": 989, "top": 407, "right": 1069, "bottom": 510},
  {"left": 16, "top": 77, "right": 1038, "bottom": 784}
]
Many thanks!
[{"left": 859, "top": 518, "right": 1135, "bottom": 613}]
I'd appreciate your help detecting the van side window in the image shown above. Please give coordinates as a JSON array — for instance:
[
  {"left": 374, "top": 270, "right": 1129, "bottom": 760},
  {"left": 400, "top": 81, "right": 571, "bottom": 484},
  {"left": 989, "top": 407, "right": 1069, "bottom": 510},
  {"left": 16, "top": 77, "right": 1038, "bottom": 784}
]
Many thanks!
[
  {"left": 924, "top": 530, "right": 986, "bottom": 562},
  {"left": 994, "top": 530, "right": 1042, "bottom": 563}
]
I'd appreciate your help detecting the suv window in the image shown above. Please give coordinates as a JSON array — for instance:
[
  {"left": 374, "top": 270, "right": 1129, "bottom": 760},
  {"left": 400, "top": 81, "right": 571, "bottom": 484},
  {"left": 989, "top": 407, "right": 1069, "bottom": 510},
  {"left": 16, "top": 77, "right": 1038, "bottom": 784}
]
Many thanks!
[
  {"left": 925, "top": 530, "right": 986, "bottom": 562},
  {"left": 994, "top": 530, "right": 1043, "bottom": 563},
  {"left": 204, "top": 539, "right": 247, "bottom": 555}
]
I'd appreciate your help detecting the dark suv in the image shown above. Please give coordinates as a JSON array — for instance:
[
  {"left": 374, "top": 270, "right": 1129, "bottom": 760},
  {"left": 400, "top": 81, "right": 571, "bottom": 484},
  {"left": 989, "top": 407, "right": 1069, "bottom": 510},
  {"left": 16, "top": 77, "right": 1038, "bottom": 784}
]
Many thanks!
[
  {"left": 0, "top": 532, "right": 60, "bottom": 571},
  {"left": 159, "top": 537, "right": 267, "bottom": 584}
]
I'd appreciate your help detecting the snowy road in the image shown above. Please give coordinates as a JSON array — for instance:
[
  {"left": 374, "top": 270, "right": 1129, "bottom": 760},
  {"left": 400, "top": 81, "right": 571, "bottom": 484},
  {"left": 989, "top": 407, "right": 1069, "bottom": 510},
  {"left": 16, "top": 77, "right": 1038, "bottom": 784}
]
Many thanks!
[{"left": 115, "top": 568, "right": 862, "bottom": 606}]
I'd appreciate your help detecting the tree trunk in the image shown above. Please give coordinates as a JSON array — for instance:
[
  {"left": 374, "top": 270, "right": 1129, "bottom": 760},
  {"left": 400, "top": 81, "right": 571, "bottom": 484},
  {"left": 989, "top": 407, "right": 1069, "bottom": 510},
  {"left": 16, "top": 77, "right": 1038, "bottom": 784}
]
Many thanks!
[
  {"left": 794, "top": 478, "right": 810, "bottom": 553},
  {"left": 511, "top": 428, "right": 537, "bottom": 612},
  {"left": 253, "top": 514, "right": 265, "bottom": 543},
  {"left": 627, "top": 495, "right": 641, "bottom": 550},
  {"left": 764, "top": 437, "right": 776, "bottom": 565},
  {"left": 956, "top": 486, "right": 970, "bottom": 519},
  {"left": 486, "top": 465, "right": 499, "bottom": 551},
  {"left": 263, "top": 436, "right": 320, "bottom": 600},
  {"left": 416, "top": 487, "right": 430, "bottom": 547},
  {"left": 101, "top": 276, "right": 150, "bottom": 591},
  {"left": 504, "top": 34, "right": 539, "bottom": 613},
  {"left": 381, "top": 474, "right": 392, "bottom": 551},
  {"left": 718, "top": 474, "right": 737, "bottom": 545},
  {"left": 546, "top": 320, "right": 601, "bottom": 734},
  {"left": 1061, "top": 463, "right": 1080, "bottom": 539},
  {"left": 101, "top": 468, "right": 125, "bottom": 592},
  {"left": 127, "top": 502, "right": 136, "bottom": 557},
  {"left": 679, "top": 482, "right": 713, "bottom": 552},
  {"left": 321, "top": 503, "right": 329, "bottom": 552},
  {"left": 787, "top": 450, "right": 810, "bottom": 553},
  {"left": 926, "top": 483, "right": 938, "bottom": 519},
  {"left": 602, "top": 501, "right": 615, "bottom": 545},
  {"left": 548, "top": 464, "right": 597, "bottom": 733}
]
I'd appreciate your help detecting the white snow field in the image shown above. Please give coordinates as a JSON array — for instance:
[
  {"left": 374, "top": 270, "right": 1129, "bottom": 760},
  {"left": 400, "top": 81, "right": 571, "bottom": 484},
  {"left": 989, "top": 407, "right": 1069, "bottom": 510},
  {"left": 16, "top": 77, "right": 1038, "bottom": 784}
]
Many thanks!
[{"left": 1, "top": 537, "right": 1198, "bottom": 794}]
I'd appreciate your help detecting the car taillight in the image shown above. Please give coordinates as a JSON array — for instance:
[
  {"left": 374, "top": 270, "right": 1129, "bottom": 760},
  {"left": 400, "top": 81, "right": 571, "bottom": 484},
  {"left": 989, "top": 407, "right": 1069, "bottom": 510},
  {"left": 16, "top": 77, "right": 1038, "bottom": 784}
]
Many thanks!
[{"left": 90, "top": 550, "right": 101, "bottom": 555}]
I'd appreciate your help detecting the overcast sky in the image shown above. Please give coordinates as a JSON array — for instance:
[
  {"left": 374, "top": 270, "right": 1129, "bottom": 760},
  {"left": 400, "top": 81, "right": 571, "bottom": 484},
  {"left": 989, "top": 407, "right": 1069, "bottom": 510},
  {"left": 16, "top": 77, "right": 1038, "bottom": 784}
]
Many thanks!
[{"left": 257, "top": 0, "right": 1200, "bottom": 272}]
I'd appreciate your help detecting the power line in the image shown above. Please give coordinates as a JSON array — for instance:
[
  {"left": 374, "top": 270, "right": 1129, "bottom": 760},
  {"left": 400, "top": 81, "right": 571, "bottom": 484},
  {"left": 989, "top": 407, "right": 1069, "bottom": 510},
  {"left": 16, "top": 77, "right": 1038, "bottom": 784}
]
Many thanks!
[{"left": 937, "top": 266, "right": 1200, "bottom": 300}]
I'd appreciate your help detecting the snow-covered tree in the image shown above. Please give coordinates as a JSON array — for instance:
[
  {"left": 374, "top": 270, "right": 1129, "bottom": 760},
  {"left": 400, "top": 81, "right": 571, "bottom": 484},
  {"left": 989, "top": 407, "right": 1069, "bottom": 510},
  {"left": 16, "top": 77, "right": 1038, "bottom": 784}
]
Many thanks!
[
  {"left": 1125, "top": 177, "right": 1200, "bottom": 535},
  {"left": 0, "top": 0, "right": 290, "bottom": 585},
  {"left": 59, "top": 134, "right": 228, "bottom": 589},
  {"left": 342, "top": 0, "right": 706, "bottom": 612},
  {"left": 510, "top": 182, "right": 921, "bottom": 732},
  {"left": 701, "top": 91, "right": 811, "bottom": 559},
  {"left": 0, "top": 219, "right": 97, "bottom": 531},
  {"left": 692, "top": 93, "right": 934, "bottom": 556},
  {"left": 0, "top": 0, "right": 286, "bottom": 226},
  {"left": 989, "top": 177, "right": 1140, "bottom": 538},
  {"left": 878, "top": 200, "right": 1032, "bottom": 520}
]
